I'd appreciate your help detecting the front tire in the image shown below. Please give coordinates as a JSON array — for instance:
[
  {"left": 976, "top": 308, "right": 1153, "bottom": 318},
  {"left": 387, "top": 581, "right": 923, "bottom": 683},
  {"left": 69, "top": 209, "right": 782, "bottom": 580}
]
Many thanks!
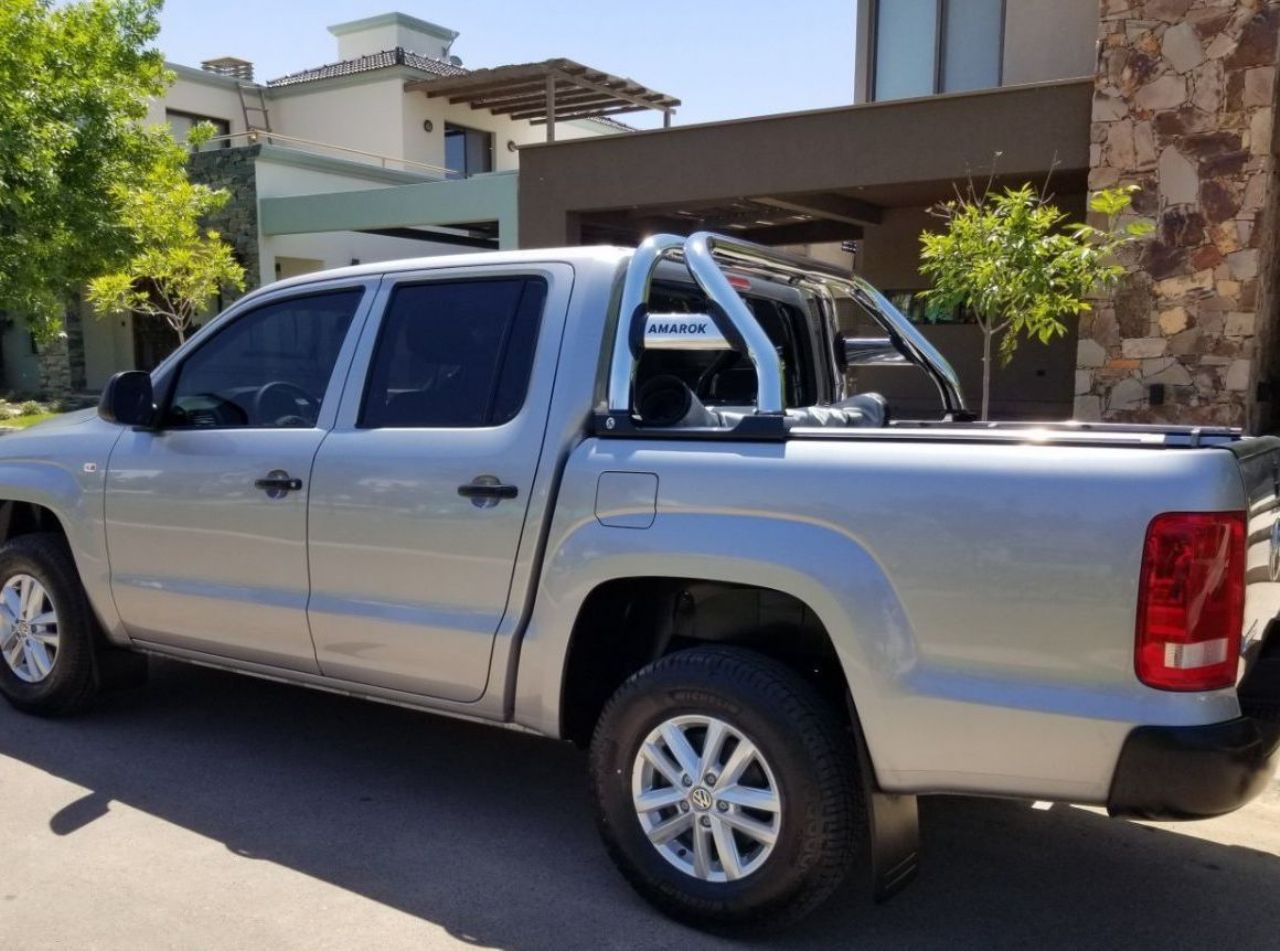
[
  {"left": 589, "top": 646, "right": 866, "bottom": 932},
  {"left": 0, "top": 533, "right": 102, "bottom": 716}
]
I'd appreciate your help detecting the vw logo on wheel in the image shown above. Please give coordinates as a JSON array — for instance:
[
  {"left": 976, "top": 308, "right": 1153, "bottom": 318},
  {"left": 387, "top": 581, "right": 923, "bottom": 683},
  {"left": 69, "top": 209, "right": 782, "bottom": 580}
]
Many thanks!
[
  {"left": 689, "top": 787, "right": 713, "bottom": 811},
  {"left": 1269, "top": 518, "right": 1280, "bottom": 582}
]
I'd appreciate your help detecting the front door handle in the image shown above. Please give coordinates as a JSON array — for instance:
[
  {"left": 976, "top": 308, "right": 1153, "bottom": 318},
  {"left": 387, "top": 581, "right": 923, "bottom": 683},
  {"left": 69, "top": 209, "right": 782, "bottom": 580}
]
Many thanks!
[
  {"left": 255, "top": 470, "right": 303, "bottom": 498},
  {"left": 458, "top": 476, "right": 518, "bottom": 507}
]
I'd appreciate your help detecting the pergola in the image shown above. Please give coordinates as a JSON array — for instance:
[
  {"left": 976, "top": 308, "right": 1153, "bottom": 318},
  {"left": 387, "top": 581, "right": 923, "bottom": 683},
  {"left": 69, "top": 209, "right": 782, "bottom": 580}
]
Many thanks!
[{"left": 406, "top": 58, "right": 680, "bottom": 141}]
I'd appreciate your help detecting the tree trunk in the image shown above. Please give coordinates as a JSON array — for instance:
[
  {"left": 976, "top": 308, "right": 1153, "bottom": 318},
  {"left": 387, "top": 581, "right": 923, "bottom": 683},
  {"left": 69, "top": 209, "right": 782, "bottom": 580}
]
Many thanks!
[{"left": 980, "top": 326, "right": 993, "bottom": 421}]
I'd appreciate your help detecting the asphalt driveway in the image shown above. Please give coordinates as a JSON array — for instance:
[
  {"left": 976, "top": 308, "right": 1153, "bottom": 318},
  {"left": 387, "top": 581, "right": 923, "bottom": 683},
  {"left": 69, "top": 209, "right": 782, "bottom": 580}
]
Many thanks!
[{"left": 2, "top": 659, "right": 1278, "bottom": 950}]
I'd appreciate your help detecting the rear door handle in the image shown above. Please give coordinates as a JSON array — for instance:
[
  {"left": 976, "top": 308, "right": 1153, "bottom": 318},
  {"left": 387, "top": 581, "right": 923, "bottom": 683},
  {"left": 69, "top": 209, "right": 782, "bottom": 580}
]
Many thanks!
[
  {"left": 255, "top": 471, "right": 303, "bottom": 496},
  {"left": 458, "top": 477, "right": 518, "bottom": 506}
]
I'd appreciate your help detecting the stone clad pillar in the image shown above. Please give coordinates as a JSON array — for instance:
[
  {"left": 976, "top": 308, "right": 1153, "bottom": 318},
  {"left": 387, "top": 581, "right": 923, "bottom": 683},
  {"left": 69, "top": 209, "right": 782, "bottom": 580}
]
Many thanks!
[{"left": 1079, "top": 0, "right": 1280, "bottom": 429}]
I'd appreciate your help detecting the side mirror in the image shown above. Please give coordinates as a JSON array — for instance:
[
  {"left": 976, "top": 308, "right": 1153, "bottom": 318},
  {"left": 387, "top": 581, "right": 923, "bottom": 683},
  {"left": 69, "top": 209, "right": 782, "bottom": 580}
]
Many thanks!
[{"left": 98, "top": 371, "right": 156, "bottom": 428}]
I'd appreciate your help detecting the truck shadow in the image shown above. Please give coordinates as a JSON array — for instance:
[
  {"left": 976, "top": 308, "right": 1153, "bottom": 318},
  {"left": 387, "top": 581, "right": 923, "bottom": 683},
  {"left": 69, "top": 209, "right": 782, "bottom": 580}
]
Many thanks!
[{"left": 2, "top": 659, "right": 1278, "bottom": 951}]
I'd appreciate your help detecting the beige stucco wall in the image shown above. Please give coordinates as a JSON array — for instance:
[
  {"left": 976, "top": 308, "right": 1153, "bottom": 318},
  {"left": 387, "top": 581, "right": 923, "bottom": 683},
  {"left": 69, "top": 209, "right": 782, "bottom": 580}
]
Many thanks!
[
  {"left": 400, "top": 90, "right": 610, "bottom": 174},
  {"left": 269, "top": 78, "right": 409, "bottom": 166},
  {"left": 334, "top": 22, "right": 452, "bottom": 60},
  {"left": 81, "top": 301, "right": 134, "bottom": 391},
  {"left": 147, "top": 70, "right": 246, "bottom": 134},
  {"left": 263, "top": 231, "right": 473, "bottom": 278},
  {"left": 269, "top": 76, "right": 615, "bottom": 176},
  {"left": 1001, "top": 0, "right": 1097, "bottom": 86}
]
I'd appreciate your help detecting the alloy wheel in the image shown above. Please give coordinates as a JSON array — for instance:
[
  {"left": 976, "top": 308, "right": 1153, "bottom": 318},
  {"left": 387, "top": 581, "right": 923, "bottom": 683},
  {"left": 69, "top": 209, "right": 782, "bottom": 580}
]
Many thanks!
[
  {"left": 0, "top": 573, "right": 59, "bottom": 684},
  {"left": 631, "top": 714, "right": 782, "bottom": 883}
]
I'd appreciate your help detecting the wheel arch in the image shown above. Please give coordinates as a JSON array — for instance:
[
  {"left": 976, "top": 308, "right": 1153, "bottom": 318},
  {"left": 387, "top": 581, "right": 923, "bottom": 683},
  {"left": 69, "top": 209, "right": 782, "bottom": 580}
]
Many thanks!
[
  {"left": 513, "top": 511, "right": 917, "bottom": 783},
  {"left": 0, "top": 498, "right": 71, "bottom": 546},
  {"left": 559, "top": 576, "right": 853, "bottom": 748},
  {"left": 0, "top": 463, "right": 123, "bottom": 643}
]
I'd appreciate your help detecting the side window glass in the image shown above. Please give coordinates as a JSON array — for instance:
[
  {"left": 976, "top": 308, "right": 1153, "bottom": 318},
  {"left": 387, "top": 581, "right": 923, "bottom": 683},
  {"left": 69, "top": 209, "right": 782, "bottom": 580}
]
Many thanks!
[
  {"left": 360, "top": 277, "right": 547, "bottom": 429},
  {"left": 164, "top": 289, "right": 362, "bottom": 429}
]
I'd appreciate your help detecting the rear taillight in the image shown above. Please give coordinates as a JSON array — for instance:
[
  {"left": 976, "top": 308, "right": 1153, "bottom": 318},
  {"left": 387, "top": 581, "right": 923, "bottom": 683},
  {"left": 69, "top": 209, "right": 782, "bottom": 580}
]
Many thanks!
[{"left": 1136, "top": 512, "right": 1245, "bottom": 691}]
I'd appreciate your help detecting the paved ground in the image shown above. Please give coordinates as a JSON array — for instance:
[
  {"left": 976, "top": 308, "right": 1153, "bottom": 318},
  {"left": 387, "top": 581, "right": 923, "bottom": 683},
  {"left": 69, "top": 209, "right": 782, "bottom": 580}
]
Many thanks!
[{"left": 2, "top": 659, "right": 1279, "bottom": 950}]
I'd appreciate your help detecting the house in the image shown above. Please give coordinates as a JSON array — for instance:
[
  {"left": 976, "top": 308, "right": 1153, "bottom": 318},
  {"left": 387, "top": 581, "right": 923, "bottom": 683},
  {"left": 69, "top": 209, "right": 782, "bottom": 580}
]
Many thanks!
[
  {"left": 22, "top": 11, "right": 677, "bottom": 395},
  {"left": 515, "top": 0, "right": 1280, "bottom": 431}
]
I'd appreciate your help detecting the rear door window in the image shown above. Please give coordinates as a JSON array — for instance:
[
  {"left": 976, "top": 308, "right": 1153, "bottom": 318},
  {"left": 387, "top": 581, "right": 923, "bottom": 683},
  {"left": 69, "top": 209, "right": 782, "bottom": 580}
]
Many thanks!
[{"left": 360, "top": 277, "right": 548, "bottom": 429}]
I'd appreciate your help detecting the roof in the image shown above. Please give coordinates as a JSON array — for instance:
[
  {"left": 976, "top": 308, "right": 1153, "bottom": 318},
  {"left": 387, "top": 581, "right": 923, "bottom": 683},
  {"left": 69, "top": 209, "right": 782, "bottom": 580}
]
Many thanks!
[
  {"left": 268, "top": 47, "right": 467, "bottom": 87},
  {"left": 405, "top": 58, "right": 679, "bottom": 127},
  {"left": 266, "top": 50, "right": 643, "bottom": 131}
]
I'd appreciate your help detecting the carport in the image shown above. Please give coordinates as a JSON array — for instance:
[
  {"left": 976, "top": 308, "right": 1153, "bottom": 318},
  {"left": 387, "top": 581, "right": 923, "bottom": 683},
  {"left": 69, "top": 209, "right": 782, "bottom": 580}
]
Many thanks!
[
  {"left": 517, "top": 78, "right": 1092, "bottom": 248},
  {"left": 516, "top": 79, "right": 1094, "bottom": 418}
]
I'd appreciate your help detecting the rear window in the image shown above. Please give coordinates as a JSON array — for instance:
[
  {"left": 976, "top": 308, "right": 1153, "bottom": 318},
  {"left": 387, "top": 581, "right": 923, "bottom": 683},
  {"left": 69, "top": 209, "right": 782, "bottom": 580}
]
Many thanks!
[{"left": 637, "top": 281, "right": 816, "bottom": 408}]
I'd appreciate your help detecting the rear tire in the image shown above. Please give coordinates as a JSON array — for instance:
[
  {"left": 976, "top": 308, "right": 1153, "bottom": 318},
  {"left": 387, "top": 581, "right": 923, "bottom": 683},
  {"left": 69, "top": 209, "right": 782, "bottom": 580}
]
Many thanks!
[
  {"left": 588, "top": 646, "right": 866, "bottom": 932},
  {"left": 0, "top": 533, "right": 102, "bottom": 716}
]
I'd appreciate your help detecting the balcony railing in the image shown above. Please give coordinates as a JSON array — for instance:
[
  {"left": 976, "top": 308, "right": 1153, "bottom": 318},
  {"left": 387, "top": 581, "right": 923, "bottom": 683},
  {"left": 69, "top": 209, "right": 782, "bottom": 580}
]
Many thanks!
[{"left": 197, "top": 130, "right": 452, "bottom": 178}]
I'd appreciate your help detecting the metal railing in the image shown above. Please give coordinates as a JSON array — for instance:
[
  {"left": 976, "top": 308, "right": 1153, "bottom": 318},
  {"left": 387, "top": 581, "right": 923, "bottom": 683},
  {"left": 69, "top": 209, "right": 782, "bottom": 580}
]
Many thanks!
[
  {"left": 606, "top": 231, "right": 968, "bottom": 420},
  {"left": 197, "top": 130, "right": 453, "bottom": 178}
]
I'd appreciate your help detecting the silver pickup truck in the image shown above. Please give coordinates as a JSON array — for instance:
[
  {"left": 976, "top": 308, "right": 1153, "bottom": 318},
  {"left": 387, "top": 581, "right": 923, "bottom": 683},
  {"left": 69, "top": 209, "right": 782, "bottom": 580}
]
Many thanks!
[{"left": 2, "top": 232, "right": 1278, "bottom": 931}]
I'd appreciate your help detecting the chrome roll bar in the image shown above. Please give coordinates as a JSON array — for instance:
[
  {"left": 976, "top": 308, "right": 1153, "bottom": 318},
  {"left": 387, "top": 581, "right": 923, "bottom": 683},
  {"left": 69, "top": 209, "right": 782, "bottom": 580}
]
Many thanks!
[
  {"left": 606, "top": 231, "right": 967, "bottom": 420},
  {"left": 683, "top": 232, "right": 787, "bottom": 415},
  {"left": 607, "top": 234, "right": 685, "bottom": 415}
]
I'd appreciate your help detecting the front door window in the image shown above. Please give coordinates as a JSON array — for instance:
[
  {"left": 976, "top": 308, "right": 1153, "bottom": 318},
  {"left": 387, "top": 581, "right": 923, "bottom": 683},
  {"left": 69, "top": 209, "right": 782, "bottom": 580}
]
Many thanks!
[{"left": 163, "top": 289, "right": 362, "bottom": 429}]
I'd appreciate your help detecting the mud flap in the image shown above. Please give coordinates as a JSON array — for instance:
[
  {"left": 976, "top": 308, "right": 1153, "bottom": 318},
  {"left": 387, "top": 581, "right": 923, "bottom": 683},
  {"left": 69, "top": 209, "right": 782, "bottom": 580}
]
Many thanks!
[
  {"left": 868, "top": 790, "right": 919, "bottom": 901},
  {"left": 846, "top": 693, "right": 920, "bottom": 900}
]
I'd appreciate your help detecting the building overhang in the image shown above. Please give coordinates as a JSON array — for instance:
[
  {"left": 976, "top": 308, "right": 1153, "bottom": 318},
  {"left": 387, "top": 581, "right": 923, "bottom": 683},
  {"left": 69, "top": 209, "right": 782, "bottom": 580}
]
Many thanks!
[
  {"left": 406, "top": 58, "right": 680, "bottom": 140},
  {"left": 515, "top": 78, "right": 1093, "bottom": 247},
  {"left": 259, "top": 171, "right": 520, "bottom": 250}
]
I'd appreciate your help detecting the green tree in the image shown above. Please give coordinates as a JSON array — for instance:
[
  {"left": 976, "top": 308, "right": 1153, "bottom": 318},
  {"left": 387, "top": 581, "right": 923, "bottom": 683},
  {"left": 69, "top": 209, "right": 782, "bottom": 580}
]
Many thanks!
[
  {"left": 918, "top": 184, "right": 1152, "bottom": 420},
  {"left": 0, "top": 0, "right": 171, "bottom": 348},
  {"left": 88, "top": 125, "right": 246, "bottom": 344}
]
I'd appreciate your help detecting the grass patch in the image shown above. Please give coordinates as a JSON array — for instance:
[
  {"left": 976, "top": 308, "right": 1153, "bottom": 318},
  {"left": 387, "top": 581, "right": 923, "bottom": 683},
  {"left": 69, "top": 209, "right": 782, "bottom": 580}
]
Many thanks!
[{"left": 3, "top": 412, "right": 59, "bottom": 429}]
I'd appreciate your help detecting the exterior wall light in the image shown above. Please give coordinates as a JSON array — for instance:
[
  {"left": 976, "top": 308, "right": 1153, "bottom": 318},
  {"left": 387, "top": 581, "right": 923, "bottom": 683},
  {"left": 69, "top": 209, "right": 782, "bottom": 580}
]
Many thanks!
[
  {"left": 507, "top": 140, "right": 517, "bottom": 152},
  {"left": 423, "top": 119, "right": 434, "bottom": 133}
]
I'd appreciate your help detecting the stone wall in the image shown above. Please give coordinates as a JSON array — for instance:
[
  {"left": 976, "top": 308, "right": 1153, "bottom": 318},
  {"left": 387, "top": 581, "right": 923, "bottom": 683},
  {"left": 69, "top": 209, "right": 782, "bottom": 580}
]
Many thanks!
[
  {"left": 36, "top": 336, "right": 71, "bottom": 398},
  {"left": 187, "top": 144, "right": 262, "bottom": 296},
  {"left": 1079, "top": 0, "right": 1280, "bottom": 428},
  {"left": 64, "top": 296, "right": 85, "bottom": 391}
]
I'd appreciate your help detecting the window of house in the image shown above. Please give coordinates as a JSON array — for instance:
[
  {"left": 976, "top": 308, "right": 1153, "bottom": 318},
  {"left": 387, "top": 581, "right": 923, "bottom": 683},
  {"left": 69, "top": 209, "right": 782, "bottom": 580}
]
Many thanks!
[
  {"left": 444, "top": 123, "right": 494, "bottom": 179},
  {"left": 164, "top": 289, "right": 363, "bottom": 429},
  {"left": 166, "top": 109, "right": 232, "bottom": 148},
  {"left": 872, "top": 0, "right": 1004, "bottom": 101},
  {"left": 360, "top": 278, "right": 547, "bottom": 429},
  {"left": 942, "top": 0, "right": 1004, "bottom": 93},
  {"left": 873, "top": 0, "right": 938, "bottom": 101}
]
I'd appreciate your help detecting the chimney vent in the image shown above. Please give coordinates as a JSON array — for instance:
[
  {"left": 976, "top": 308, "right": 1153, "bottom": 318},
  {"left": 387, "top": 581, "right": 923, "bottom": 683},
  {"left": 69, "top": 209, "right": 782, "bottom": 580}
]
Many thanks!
[{"left": 201, "top": 56, "right": 254, "bottom": 81}]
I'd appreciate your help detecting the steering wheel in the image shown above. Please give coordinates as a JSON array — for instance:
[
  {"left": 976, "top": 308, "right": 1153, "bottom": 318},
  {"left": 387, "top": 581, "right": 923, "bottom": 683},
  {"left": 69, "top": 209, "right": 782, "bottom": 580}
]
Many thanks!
[
  {"left": 695, "top": 350, "right": 741, "bottom": 401},
  {"left": 252, "top": 381, "right": 320, "bottom": 428}
]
